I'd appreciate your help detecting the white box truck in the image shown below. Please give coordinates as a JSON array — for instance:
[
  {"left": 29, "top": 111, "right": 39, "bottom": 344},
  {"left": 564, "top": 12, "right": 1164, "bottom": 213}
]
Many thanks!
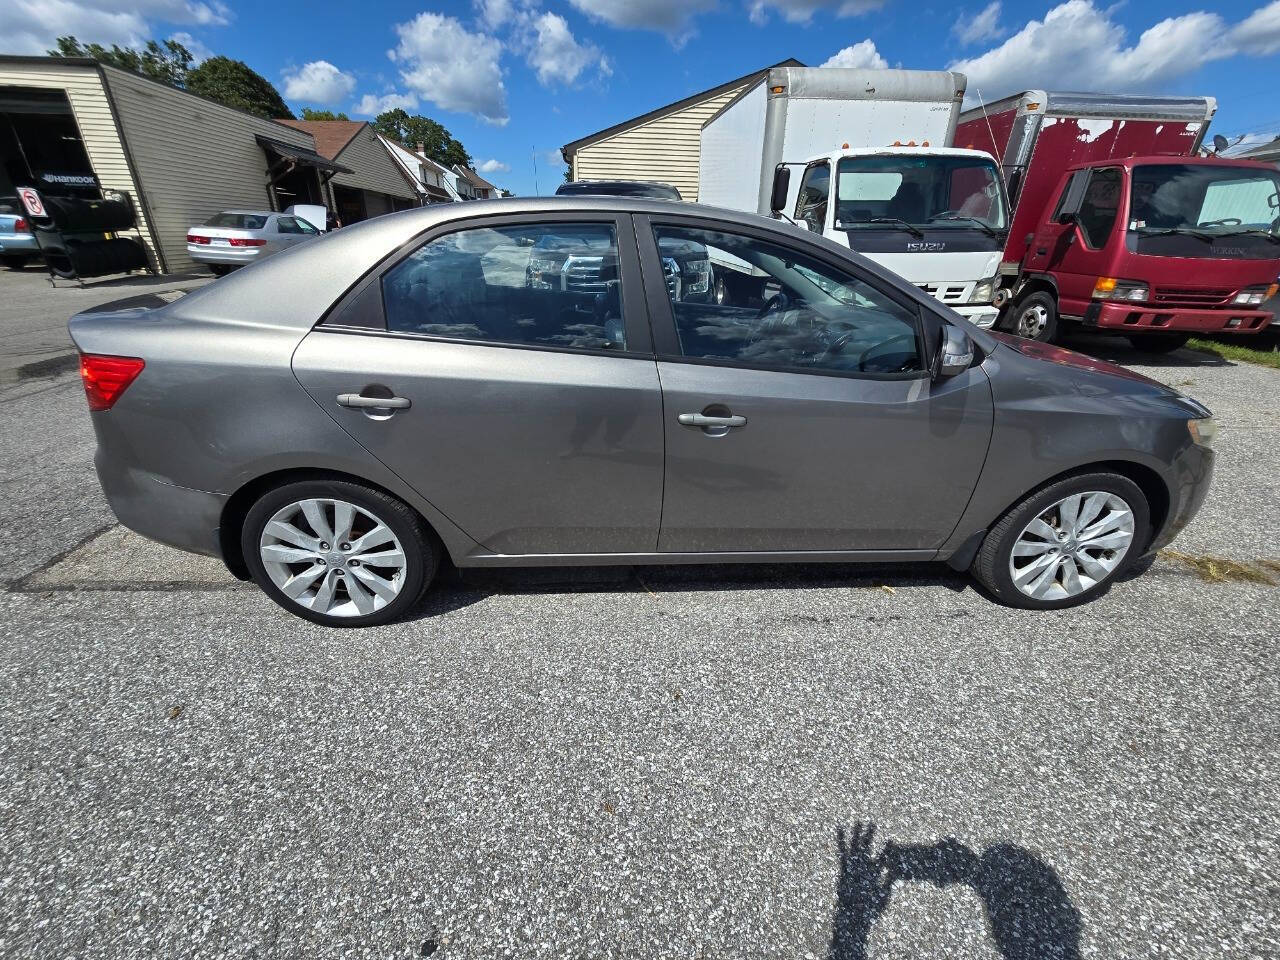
[{"left": 699, "top": 66, "right": 1008, "bottom": 327}]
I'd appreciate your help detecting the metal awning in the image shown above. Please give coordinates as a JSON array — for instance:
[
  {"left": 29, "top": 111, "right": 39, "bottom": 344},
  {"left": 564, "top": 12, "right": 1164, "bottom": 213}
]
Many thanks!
[
  {"left": 423, "top": 184, "right": 453, "bottom": 203},
  {"left": 255, "top": 135, "right": 352, "bottom": 174}
]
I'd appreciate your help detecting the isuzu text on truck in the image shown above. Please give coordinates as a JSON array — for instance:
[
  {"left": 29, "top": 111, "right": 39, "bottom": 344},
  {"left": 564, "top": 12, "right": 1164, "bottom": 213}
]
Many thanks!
[
  {"left": 700, "top": 66, "right": 1009, "bottom": 328},
  {"left": 958, "top": 91, "right": 1280, "bottom": 350}
]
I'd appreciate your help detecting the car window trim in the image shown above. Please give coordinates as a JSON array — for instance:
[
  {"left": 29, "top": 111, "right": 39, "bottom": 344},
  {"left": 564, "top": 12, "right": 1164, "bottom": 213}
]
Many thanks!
[
  {"left": 632, "top": 212, "right": 929, "bottom": 381},
  {"left": 319, "top": 210, "right": 654, "bottom": 357}
]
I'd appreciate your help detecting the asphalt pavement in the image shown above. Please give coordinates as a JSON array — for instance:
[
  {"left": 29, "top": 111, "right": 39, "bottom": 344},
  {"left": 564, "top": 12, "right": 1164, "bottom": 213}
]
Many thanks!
[{"left": 0, "top": 311, "right": 1277, "bottom": 958}]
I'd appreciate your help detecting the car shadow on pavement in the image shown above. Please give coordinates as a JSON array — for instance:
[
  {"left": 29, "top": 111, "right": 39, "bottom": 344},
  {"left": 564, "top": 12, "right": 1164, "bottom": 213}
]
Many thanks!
[
  {"left": 1059, "top": 333, "right": 1232, "bottom": 368},
  {"left": 828, "top": 822, "right": 1081, "bottom": 960},
  {"left": 406, "top": 562, "right": 971, "bottom": 621}
]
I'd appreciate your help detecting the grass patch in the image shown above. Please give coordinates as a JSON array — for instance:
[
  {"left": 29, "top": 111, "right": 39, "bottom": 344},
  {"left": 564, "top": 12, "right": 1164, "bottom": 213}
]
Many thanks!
[
  {"left": 1186, "top": 337, "right": 1280, "bottom": 370},
  {"left": 1160, "top": 549, "right": 1279, "bottom": 585}
]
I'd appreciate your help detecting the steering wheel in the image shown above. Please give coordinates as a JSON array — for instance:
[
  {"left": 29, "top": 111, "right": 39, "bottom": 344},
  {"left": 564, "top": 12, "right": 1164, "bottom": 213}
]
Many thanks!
[
  {"left": 856, "top": 334, "right": 919, "bottom": 373},
  {"left": 820, "top": 328, "right": 860, "bottom": 362},
  {"left": 1200, "top": 217, "right": 1242, "bottom": 227},
  {"left": 756, "top": 291, "right": 790, "bottom": 320}
]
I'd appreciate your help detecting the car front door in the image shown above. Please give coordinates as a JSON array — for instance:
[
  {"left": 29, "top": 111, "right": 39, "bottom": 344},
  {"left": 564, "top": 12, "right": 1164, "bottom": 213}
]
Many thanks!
[
  {"left": 635, "top": 216, "right": 994, "bottom": 554},
  {"left": 1037, "top": 167, "right": 1124, "bottom": 315},
  {"left": 292, "top": 214, "right": 665, "bottom": 556}
]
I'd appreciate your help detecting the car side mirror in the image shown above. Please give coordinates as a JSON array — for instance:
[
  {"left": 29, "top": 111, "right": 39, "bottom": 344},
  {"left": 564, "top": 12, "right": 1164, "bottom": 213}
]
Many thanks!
[
  {"left": 932, "top": 324, "right": 974, "bottom": 380},
  {"left": 770, "top": 166, "right": 791, "bottom": 215}
]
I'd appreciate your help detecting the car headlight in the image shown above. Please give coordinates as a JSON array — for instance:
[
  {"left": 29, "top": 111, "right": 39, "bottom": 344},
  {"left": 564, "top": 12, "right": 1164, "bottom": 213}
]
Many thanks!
[
  {"left": 970, "top": 276, "right": 998, "bottom": 303},
  {"left": 1187, "top": 417, "right": 1217, "bottom": 447},
  {"left": 683, "top": 257, "right": 710, "bottom": 295},
  {"left": 1093, "top": 277, "right": 1149, "bottom": 301},
  {"left": 1232, "top": 283, "right": 1277, "bottom": 305},
  {"left": 526, "top": 257, "right": 560, "bottom": 289}
]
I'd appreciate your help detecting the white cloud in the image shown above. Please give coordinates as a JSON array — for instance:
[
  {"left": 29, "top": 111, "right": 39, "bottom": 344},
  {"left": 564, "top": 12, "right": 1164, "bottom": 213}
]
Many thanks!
[
  {"left": 544, "top": 148, "right": 567, "bottom": 167},
  {"left": 167, "top": 31, "right": 211, "bottom": 64},
  {"left": 478, "top": 158, "right": 510, "bottom": 173},
  {"left": 821, "top": 39, "right": 888, "bottom": 69},
  {"left": 352, "top": 90, "right": 420, "bottom": 116},
  {"left": 522, "top": 11, "right": 606, "bottom": 85},
  {"left": 953, "top": 1, "right": 1004, "bottom": 46},
  {"left": 748, "top": 0, "right": 882, "bottom": 26},
  {"left": 1232, "top": 0, "right": 1280, "bottom": 54},
  {"left": 390, "top": 12, "right": 508, "bottom": 124},
  {"left": 949, "top": 0, "right": 1239, "bottom": 104},
  {"left": 282, "top": 60, "right": 357, "bottom": 105},
  {"left": 564, "top": 0, "right": 718, "bottom": 36},
  {"left": 1, "top": 0, "right": 230, "bottom": 55}
]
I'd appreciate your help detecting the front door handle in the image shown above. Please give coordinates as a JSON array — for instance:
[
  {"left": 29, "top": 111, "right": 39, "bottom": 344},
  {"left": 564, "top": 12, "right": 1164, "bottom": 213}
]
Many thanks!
[
  {"left": 678, "top": 413, "right": 746, "bottom": 428},
  {"left": 336, "top": 393, "right": 411, "bottom": 409}
]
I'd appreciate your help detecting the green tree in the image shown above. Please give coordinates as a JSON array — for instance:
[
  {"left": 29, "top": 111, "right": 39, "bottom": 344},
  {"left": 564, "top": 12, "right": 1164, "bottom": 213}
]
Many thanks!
[
  {"left": 371, "top": 108, "right": 471, "bottom": 168},
  {"left": 49, "top": 35, "right": 192, "bottom": 87},
  {"left": 186, "top": 56, "right": 294, "bottom": 119},
  {"left": 301, "top": 108, "right": 350, "bottom": 121}
]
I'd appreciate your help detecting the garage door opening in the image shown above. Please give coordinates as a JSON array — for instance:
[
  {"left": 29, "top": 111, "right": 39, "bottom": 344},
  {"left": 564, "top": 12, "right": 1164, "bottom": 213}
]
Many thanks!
[{"left": 0, "top": 86, "right": 99, "bottom": 198}]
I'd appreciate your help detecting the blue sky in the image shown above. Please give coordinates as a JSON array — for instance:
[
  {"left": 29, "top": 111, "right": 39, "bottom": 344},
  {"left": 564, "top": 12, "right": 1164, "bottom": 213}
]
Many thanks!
[{"left": 5, "top": 0, "right": 1280, "bottom": 196}]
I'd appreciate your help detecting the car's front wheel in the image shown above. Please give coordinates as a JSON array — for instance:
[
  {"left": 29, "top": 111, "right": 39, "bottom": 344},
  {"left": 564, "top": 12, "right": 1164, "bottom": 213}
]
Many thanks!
[
  {"left": 971, "top": 472, "right": 1150, "bottom": 609},
  {"left": 242, "top": 479, "right": 437, "bottom": 627}
]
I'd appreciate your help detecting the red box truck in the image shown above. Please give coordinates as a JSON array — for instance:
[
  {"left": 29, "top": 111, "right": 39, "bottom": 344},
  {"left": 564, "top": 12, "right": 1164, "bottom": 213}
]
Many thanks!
[{"left": 958, "top": 91, "right": 1280, "bottom": 351}]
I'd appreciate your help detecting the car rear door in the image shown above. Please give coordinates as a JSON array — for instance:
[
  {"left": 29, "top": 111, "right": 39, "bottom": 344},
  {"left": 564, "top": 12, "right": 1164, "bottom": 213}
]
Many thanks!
[
  {"left": 291, "top": 212, "right": 665, "bottom": 556},
  {"left": 635, "top": 214, "right": 993, "bottom": 554}
]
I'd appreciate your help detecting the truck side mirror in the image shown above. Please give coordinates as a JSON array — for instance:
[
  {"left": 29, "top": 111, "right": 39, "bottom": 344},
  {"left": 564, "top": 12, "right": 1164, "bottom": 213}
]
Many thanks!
[
  {"left": 1055, "top": 210, "right": 1077, "bottom": 226},
  {"left": 770, "top": 166, "right": 791, "bottom": 215}
]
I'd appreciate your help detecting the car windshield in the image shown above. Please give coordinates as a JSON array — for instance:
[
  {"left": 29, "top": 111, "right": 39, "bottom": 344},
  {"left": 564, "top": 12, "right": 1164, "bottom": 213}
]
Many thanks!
[
  {"left": 1128, "top": 164, "right": 1280, "bottom": 235},
  {"left": 204, "top": 213, "right": 267, "bottom": 229},
  {"left": 834, "top": 155, "right": 1007, "bottom": 230}
]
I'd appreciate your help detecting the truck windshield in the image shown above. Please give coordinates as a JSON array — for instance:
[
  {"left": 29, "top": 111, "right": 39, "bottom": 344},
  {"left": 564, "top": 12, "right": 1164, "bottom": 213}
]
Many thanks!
[
  {"left": 1128, "top": 164, "right": 1280, "bottom": 259},
  {"left": 834, "top": 155, "right": 1008, "bottom": 233}
]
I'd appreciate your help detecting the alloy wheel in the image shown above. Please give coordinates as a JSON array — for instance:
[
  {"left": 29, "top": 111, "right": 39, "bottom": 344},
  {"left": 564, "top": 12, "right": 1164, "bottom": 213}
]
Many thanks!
[
  {"left": 1007, "top": 491, "right": 1135, "bottom": 600},
  {"left": 258, "top": 497, "right": 407, "bottom": 618}
]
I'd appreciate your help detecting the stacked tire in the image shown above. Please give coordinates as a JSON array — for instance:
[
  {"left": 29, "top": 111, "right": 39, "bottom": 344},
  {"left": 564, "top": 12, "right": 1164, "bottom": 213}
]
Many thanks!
[
  {"left": 43, "top": 238, "right": 148, "bottom": 280},
  {"left": 30, "top": 191, "right": 148, "bottom": 280}
]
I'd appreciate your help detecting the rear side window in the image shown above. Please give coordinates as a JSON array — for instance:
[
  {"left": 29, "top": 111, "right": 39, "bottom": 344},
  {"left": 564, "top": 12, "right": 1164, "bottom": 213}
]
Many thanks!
[
  {"left": 381, "top": 222, "right": 627, "bottom": 352},
  {"left": 204, "top": 213, "right": 267, "bottom": 229}
]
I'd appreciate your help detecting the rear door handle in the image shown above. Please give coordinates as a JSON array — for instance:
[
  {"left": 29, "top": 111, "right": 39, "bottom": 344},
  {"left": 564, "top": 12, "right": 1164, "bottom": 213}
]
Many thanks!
[
  {"left": 336, "top": 393, "right": 411, "bottom": 409},
  {"left": 678, "top": 413, "right": 746, "bottom": 428}
]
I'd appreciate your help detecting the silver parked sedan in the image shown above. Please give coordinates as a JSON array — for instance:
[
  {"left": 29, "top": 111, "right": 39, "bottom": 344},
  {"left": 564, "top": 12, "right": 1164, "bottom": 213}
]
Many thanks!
[
  {"left": 186, "top": 210, "right": 321, "bottom": 275},
  {"left": 70, "top": 197, "right": 1214, "bottom": 626}
]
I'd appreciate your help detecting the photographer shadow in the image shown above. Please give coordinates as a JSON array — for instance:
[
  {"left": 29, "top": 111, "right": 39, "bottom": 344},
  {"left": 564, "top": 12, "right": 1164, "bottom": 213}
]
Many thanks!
[{"left": 829, "top": 822, "right": 1080, "bottom": 960}]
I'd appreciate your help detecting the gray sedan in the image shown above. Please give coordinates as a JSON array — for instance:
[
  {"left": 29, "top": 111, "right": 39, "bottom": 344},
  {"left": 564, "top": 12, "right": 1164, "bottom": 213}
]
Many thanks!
[
  {"left": 69, "top": 197, "right": 1214, "bottom": 626},
  {"left": 186, "top": 210, "right": 320, "bottom": 275}
]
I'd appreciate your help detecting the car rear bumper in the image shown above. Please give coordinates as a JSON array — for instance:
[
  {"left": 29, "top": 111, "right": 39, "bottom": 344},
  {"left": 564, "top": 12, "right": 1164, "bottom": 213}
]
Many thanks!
[
  {"left": 1084, "top": 301, "right": 1274, "bottom": 334},
  {"left": 94, "top": 444, "right": 227, "bottom": 559},
  {"left": 188, "top": 244, "right": 263, "bottom": 266},
  {"left": 0, "top": 233, "right": 39, "bottom": 254}
]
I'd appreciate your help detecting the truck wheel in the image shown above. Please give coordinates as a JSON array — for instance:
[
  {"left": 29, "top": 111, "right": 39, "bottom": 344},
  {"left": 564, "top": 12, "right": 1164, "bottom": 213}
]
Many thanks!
[
  {"left": 1128, "top": 333, "right": 1188, "bottom": 354},
  {"left": 1008, "top": 290, "right": 1058, "bottom": 343}
]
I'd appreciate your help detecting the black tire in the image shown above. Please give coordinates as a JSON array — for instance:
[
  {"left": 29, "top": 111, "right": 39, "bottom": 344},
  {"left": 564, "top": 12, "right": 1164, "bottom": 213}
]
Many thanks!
[
  {"left": 1005, "top": 289, "right": 1059, "bottom": 343},
  {"left": 208, "top": 264, "right": 231, "bottom": 277},
  {"left": 1128, "top": 333, "right": 1189, "bottom": 354},
  {"left": 241, "top": 479, "right": 437, "bottom": 627},
  {"left": 971, "top": 472, "right": 1151, "bottom": 610},
  {"left": 2, "top": 255, "right": 31, "bottom": 270}
]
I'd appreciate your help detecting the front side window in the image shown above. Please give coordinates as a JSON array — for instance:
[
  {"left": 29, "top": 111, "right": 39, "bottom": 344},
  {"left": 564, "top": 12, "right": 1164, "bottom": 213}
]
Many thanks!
[
  {"left": 794, "top": 162, "right": 830, "bottom": 232},
  {"left": 1077, "top": 167, "right": 1122, "bottom": 249},
  {"left": 652, "top": 225, "right": 923, "bottom": 376},
  {"left": 381, "top": 222, "right": 626, "bottom": 351},
  {"left": 276, "top": 216, "right": 300, "bottom": 233}
]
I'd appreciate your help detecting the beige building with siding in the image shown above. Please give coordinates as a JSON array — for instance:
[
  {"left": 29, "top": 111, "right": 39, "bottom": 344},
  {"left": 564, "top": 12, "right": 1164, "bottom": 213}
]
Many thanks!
[
  {"left": 561, "top": 59, "right": 802, "bottom": 201},
  {"left": 0, "top": 56, "right": 349, "bottom": 273},
  {"left": 277, "top": 119, "right": 419, "bottom": 224}
]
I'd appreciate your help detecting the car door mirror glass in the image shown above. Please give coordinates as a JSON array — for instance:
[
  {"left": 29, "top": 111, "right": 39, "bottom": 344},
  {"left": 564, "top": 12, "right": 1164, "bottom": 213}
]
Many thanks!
[{"left": 933, "top": 325, "right": 974, "bottom": 379}]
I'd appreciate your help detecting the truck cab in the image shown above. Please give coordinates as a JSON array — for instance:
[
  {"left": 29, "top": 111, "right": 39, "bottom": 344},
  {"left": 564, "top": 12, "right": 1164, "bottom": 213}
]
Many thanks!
[
  {"left": 787, "top": 146, "right": 1009, "bottom": 328},
  {"left": 1011, "top": 156, "right": 1280, "bottom": 348}
]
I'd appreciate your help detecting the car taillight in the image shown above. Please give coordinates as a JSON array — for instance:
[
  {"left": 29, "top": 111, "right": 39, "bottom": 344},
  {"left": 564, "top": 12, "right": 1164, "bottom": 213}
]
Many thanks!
[
  {"left": 14, "top": 217, "right": 29, "bottom": 232},
  {"left": 187, "top": 233, "right": 211, "bottom": 244},
  {"left": 79, "top": 354, "right": 144, "bottom": 411},
  {"left": 228, "top": 237, "right": 265, "bottom": 247}
]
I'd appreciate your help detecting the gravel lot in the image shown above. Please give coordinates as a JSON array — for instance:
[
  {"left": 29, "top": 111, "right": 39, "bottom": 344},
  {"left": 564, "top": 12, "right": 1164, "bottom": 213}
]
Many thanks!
[{"left": 0, "top": 303, "right": 1277, "bottom": 958}]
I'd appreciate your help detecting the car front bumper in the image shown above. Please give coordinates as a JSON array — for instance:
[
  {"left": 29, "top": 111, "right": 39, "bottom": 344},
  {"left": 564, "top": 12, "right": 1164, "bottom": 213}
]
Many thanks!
[{"left": 1084, "top": 301, "right": 1273, "bottom": 334}]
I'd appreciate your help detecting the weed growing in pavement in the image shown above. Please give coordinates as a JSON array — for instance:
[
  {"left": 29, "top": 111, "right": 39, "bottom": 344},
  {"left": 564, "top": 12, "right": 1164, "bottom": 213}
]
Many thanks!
[{"left": 1160, "top": 549, "right": 1279, "bottom": 585}]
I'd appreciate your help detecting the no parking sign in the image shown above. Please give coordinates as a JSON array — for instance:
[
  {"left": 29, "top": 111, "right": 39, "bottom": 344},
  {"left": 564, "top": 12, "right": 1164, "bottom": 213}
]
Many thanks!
[{"left": 18, "top": 187, "right": 45, "bottom": 219}]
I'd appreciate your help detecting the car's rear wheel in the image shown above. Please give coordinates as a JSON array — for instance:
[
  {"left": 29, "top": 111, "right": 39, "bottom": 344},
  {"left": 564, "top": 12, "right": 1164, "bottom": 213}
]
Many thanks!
[
  {"left": 242, "top": 480, "right": 437, "bottom": 627},
  {"left": 1128, "top": 333, "right": 1188, "bottom": 354},
  {"left": 971, "top": 472, "right": 1150, "bottom": 609}
]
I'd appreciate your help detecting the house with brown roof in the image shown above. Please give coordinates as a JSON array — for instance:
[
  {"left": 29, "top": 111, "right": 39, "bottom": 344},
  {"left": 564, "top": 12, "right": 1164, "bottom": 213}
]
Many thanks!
[
  {"left": 277, "top": 119, "right": 419, "bottom": 224},
  {"left": 452, "top": 165, "right": 500, "bottom": 200}
]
